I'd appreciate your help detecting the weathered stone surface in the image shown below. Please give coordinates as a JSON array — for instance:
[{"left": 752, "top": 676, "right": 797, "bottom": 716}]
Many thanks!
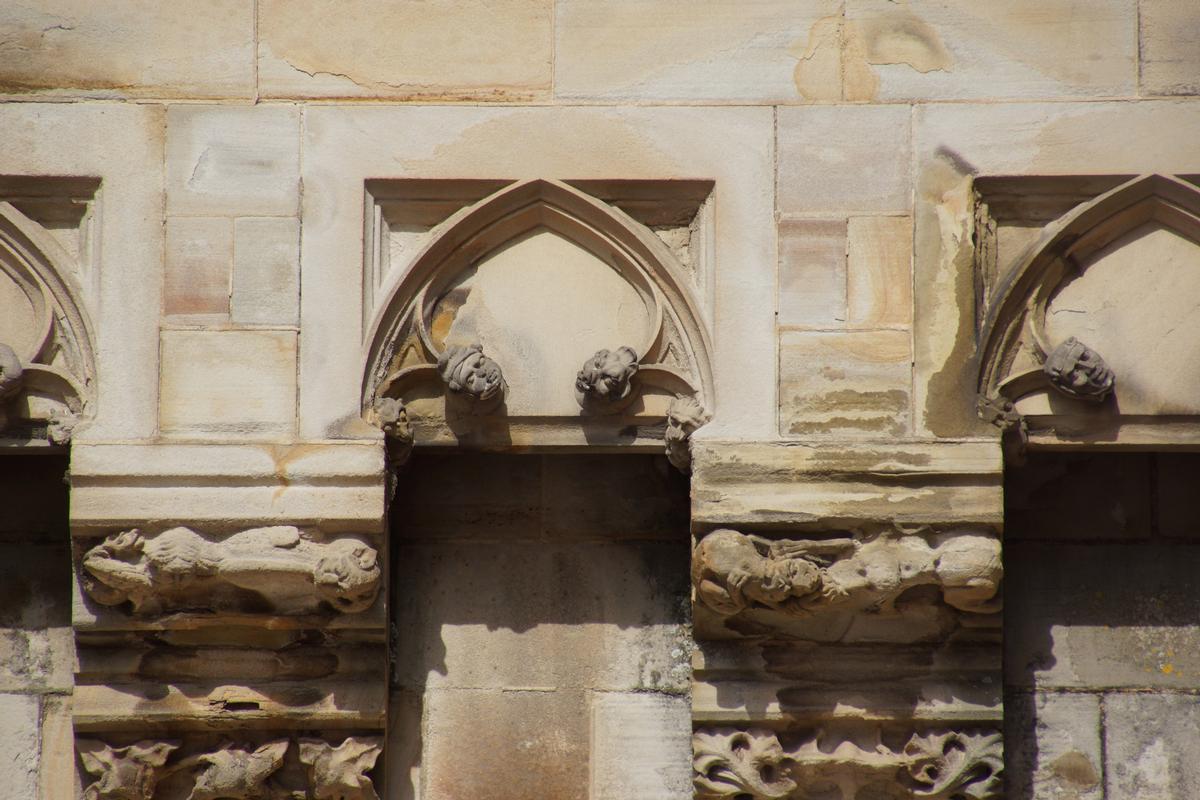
[
  {"left": 1005, "top": 453, "right": 1153, "bottom": 541},
  {"left": 1005, "top": 692, "right": 1102, "bottom": 800},
  {"left": 159, "top": 330, "right": 297, "bottom": 440},
  {"left": 258, "top": 0, "right": 553, "bottom": 100},
  {"left": 39, "top": 695, "right": 74, "bottom": 800},
  {"left": 847, "top": 216, "right": 912, "bottom": 328},
  {"left": 1105, "top": 693, "right": 1200, "bottom": 799},
  {"left": 0, "top": 1, "right": 254, "bottom": 98},
  {"left": 555, "top": 0, "right": 840, "bottom": 102},
  {"left": 778, "top": 105, "right": 911, "bottom": 216},
  {"left": 422, "top": 688, "right": 589, "bottom": 800},
  {"left": 1005, "top": 542, "right": 1200, "bottom": 689},
  {"left": 778, "top": 219, "right": 847, "bottom": 328},
  {"left": 780, "top": 329, "right": 911, "bottom": 437},
  {"left": 1140, "top": 0, "right": 1200, "bottom": 96},
  {"left": 0, "top": 693, "right": 39, "bottom": 797},
  {"left": 166, "top": 105, "right": 301, "bottom": 217},
  {"left": 838, "top": 0, "right": 1136, "bottom": 101},
  {"left": 691, "top": 440, "right": 1003, "bottom": 527},
  {"left": 165, "top": 217, "right": 232, "bottom": 318},
  {"left": 591, "top": 693, "right": 690, "bottom": 800},
  {"left": 232, "top": 217, "right": 300, "bottom": 326}
]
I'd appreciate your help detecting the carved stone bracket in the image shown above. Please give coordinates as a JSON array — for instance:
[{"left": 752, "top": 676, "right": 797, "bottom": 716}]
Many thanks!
[
  {"left": 575, "top": 346, "right": 639, "bottom": 413},
  {"left": 80, "top": 526, "right": 381, "bottom": 617},
  {"left": 693, "top": 726, "right": 1002, "bottom": 800},
  {"left": 79, "top": 737, "right": 382, "bottom": 800},
  {"left": 437, "top": 342, "right": 507, "bottom": 410},
  {"left": 665, "top": 395, "right": 710, "bottom": 473},
  {"left": 1043, "top": 336, "right": 1114, "bottom": 402},
  {"left": 693, "top": 528, "right": 1002, "bottom": 618}
]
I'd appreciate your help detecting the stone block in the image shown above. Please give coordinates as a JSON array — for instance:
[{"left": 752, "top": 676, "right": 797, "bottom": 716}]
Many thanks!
[
  {"left": 257, "top": 0, "right": 552, "bottom": 99},
  {"left": 1005, "top": 542, "right": 1200, "bottom": 689},
  {"left": 39, "top": 695, "right": 75, "bottom": 800},
  {"left": 0, "top": 1, "right": 254, "bottom": 99},
  {"left": 422, "top": 688, "right": 589, "bottom": 800},
  {"left": 1005, "top": 692, "right": 1102, "bottom": 800},
  {"left": 839, "top": 0, "right": 1135, "bottom": 101},
  {"left": 778, "top": 219, "right": 847, "bottom": 327},
  {"left": 554, "top": 0, "right": 840, "bottom": 102},
  {"left": 232, "top": 217, "right": 300, "bottom": 326},
  {"left": 847, "top": 216, "right": 912, "bottom": 327},
  {"left": 166, "top": 105, "right": 300, "bottom": 217},
  {"left": 1140, "top": 0, "right": 1200, "bottom": 96},
  {"left": 159, "top": 330, "right": 297, "bottom": 440},
  {"left": 0, "top": 694, "right": 40, "bottom": 798},
  {"left": 165, "top": 217, "right": 232, "bottom": 317},
  {"left": 779, "top": 329, "right": 911, "bottom": 437},
  {"left": 778, "top": 105, "right": 912, "bottom": 216},
  {"left": 392, "top": 541, "right": 689, "bottom": 693},
  {"left": 1005, "top": 453, "right": 1153, "bottom": 541},
  {"left": 1105, "top": 693, "right": 1200, "bottom": 799},
  {"left": 590, "top": 693, "right": 691, "bottom": 800}
]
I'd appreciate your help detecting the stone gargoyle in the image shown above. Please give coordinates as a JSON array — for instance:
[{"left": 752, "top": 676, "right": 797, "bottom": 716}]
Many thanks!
[
  {"left": 81, "top": 526, "right": 381, "bottom": 616},
  {"left": 575, "top": 346, "right": 639, "bottom": 409},
  {"left": 693, "top": 528, "right": 1002, "bottom": 617}
]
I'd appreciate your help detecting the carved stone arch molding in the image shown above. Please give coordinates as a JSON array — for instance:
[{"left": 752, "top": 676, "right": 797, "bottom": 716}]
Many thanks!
[
  {"left": 977, "top": 173, "right": 1200, "bottom": 446},
  {"left": 0, "top": 200, "right": 96, "bottom": 443},
  {"left": 361, "top": 178, "right": 714, "bottom": 463}
]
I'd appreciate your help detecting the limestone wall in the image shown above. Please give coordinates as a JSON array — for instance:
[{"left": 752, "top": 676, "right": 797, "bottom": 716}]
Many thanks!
[{"left": 0, "top": 2, "right": 1198, "bottom": 799}]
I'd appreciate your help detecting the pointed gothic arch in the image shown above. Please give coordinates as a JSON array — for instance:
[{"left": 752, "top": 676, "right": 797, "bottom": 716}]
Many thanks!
[
  {"left": 360, "top": 179, "right": 714, "bottom": 453},
  {"left": 0, "top": 200, "right": 96, "bottom": 442}
]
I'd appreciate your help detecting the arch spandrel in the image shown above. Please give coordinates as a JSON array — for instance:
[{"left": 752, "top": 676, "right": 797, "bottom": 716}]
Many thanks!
[
  {"left": 0, "top": 201, "right": 96, "bottom": 444},
  {"left": 976, "top": 174, "right": 1200, "bottom": 446},
  {"left": 360, "top": 179, "right": 714, "bottom": 456}
]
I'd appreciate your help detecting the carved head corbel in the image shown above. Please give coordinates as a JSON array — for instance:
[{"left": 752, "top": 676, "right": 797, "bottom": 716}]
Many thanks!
[
  {"left": 665, "top": 395, "right": 710, "bottom": 473},
  {"left": 437, "top": 343, "right": 507, "bottom": 409},
  {"left": 575, "top": 346, "right": 639, "bottom": 412},
  {"left": 312, "top": 539, "right": 382, "bottom": 613},
  {"left": 1043, "top": 336, "right": 1115, "bottom": 402}
]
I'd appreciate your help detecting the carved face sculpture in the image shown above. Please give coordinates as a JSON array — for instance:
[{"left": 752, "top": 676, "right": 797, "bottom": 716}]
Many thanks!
[
  {"left": 1043, "top": 336, "right": 1115, "bottom": 401},
  {"left": 438, "top": 344, "right": 506, "bottom": 401},
  {"left": 313, "top": 540, "right": 381, "bottom": 613},
  {"left": 694, "top": 529, "right": 822, "bottom": 615},
  {"left": 576, "top": 346, "right": 638, "bottom": 401}
]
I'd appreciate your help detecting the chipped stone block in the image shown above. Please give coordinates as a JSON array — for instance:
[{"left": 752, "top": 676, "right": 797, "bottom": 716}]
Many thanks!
[
  {"left": 165, "top": 217, "right": 231, "bottom": 317},
  {"left": 847, "top": 216, "right": 912, "bottom": 327},
  {"left": 159, "top": 330, "right": 297, "bottom": 440},
  {"left": 422, "top": 688, "right": 589, "bottom": 800},
  {"left": 257, "top": 0, "right": 552, "bottom": 99},
  {"left": 1140, "top": 0, "right": 1200, "bottom": 96},
  {"left": 232, "top": 217, "right": 300, "bottom": 326},
  {"left": 590, "top": 693, "right": 691, "bottom": 800},
  {"left": 0, "top": 1, "right": 254, "bottom": 99},
  {"left": 1006, "top": 542, "right": 1200, "bottom": 689},
  {"left": 840, "top": 0, "right": 1136, "bottom": 101},
  {"left": 1005, "top": 692, "right": 1102, "bottom": 800},
  {"left": 1105, "top": 693, "right": 1200, "bottom": 800},
  {"left": 555, "top": 0, "right": 840, "bottom": 102},
  {"left": 778, "top": 219, "right": 847, "bottom": 327},
  {"left": 779, "top": 329, "right": 911, "bottom": 437},
  {"left": 166, "top": 105, "right": 300, "bottom": 217},
  {"left": 0, "top": 694, "right": 39, "bottom": 798},
  {"left": 778, "top": 105, "right": 911, "bottom": 215}
]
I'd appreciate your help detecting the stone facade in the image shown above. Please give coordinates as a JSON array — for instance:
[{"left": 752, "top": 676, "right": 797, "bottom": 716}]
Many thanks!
[{"left": 0, "top": 2, "right": 1198, "bottom": 798}]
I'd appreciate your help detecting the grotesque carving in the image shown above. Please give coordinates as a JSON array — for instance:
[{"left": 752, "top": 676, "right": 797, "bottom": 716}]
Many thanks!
[
  {"left": 437, "top": 343, "right": 506, "bottom": 402},
  {"left": 81, "top": 526, "right": 381, "bottom": 616},
  {"left": 299, "top": 737, "right": 383, "bottom": 800},
  {"left": 693, "top": 529, "right": 1002, "bottom": 617},
  {"left": 665, "top": 395, "right": 710, "bottom": 473},
  {"left": 0, "top": 342, "right": 23, "bottom": 433},
  {"left": 79, "top": 740, "right": 178, "bottom": 800},
  {"left": 694, "top": 728, "right": 797, "bottom": 800},
  {"left": 693, "top": 727, "right": 1002, "bottom": 800},
  {"left": 188, "top": 740, "right": 289, "bottom": 800},
  {"left": 575, "top": 346, "right": 639, "bottom": 410},
  {"left": 1043, "top": 336, "right": 1114, "bottom": 402},
  {"left": 373, "top": 397, "right": 412, "bottom": 443}
]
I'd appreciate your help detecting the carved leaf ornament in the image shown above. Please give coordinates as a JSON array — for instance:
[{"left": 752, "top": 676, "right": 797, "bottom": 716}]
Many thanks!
[
  {"left": 0, "top": 202, "right": 95, "bottom": 442},
  {"left": 360, "top": 180, "right": 712, "bottom": 457}
]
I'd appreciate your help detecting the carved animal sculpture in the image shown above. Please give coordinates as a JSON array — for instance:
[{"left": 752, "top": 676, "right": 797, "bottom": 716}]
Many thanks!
[
  {"left": 692, "top": 529, "right": 826, "bottom": 615},
  {"left": 81, "top": 526, "right": 380, "bottom": 616}
]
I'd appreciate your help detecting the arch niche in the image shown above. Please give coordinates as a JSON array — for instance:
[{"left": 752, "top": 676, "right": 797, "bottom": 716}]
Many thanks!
[
  {"left": 977, "top": 174, "right": 1200, "bottom": 447},
  {"left": 0, "top": 201, "right": 96, "bottom": 444},
  {"left": 360, "top": 178, "right": 714, "bottom": 464}
]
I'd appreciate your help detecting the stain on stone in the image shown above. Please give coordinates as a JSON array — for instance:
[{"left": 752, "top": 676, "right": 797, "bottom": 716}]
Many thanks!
[
  {"left": 790, "top": 15, "right": 843, "bottom": 102},
  {"left": 1050, "top": 750, "right": 1099, "bottom": 787}
]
